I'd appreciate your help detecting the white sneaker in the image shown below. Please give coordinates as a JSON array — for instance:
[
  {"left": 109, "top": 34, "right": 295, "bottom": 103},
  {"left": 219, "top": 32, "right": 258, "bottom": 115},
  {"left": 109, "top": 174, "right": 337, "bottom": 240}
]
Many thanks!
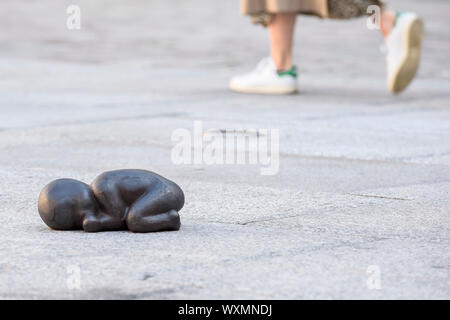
[
  {"left": 386, "top": 12, "right": 424, "bottom": 94},
  {"left": 230, "top": 57, "right": 298, "bottom": 94}
]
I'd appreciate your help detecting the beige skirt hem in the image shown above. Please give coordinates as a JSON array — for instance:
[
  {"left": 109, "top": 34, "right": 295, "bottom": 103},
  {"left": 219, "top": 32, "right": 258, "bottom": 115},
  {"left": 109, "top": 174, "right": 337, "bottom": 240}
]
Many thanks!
[
  {"left": 241, "top": 0, "right": 384, "bottom": 21},
  {"left": 241, "top": 0, "right": 329, "bottom": 18}
]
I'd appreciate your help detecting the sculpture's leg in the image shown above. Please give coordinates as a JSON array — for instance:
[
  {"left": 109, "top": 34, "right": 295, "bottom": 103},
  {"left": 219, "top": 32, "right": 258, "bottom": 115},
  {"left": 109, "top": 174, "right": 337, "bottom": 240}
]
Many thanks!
[
  {"left": 91, "top": 179, "right": 127, "bottom": 221},
  {"left": 126, "top": 190, "right": 181, "bottom": 233},
  {"left": 83, "top": 213, "right": 126, "bottom": 232},
  {"left": 89, "top": 181, "right": 128, "bottom": 231}
]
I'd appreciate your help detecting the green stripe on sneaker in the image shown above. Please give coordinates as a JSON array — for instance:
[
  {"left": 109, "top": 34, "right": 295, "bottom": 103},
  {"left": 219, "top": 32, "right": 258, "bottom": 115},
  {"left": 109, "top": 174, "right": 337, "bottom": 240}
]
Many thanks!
[
  {"left": 395, "top": 11, "right": 405, "bottom": 26},
  {"left": 277, "top": 66, "right": 297, "bottom": 78}
]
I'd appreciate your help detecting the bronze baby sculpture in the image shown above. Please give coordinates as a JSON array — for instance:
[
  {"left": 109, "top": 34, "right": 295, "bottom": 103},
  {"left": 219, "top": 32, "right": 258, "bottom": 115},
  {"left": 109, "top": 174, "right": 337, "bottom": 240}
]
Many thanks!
[{"left": 38, "top": 169, "right": 184, "bottom": 233}]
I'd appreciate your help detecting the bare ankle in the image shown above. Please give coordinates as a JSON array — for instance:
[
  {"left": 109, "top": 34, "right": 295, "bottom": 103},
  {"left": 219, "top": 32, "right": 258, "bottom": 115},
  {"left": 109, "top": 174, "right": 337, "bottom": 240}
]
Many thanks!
[
  {"left": 381, "top": 10, "right": 396, "bottom": 38},
  {"left": 272, "top": 54, "right": 292, "bottom": 71}
]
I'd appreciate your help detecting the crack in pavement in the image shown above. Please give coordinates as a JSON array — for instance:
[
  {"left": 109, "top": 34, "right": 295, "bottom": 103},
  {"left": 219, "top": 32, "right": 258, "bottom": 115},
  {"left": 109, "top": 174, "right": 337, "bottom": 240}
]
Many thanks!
[{"left": 347, "top": 193, "right": 412, "bottom": 201}]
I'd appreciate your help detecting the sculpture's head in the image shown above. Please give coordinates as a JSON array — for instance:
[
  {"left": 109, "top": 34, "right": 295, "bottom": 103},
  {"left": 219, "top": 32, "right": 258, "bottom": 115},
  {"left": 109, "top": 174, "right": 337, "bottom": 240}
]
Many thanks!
[{"left": 38, "top": 178, "right": 97, "bottom": 230}]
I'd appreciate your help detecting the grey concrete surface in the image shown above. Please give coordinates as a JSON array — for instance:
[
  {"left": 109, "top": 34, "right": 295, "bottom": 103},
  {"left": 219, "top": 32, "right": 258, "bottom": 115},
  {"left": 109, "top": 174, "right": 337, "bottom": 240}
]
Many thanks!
[{"left": 0, "top": 0, "right": 449, "bottom": 299}]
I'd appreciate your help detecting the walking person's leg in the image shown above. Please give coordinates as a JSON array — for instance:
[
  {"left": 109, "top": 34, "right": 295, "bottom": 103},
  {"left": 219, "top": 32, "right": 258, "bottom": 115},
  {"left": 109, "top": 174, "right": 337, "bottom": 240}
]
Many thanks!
[
  {"left": 230, "top": 10, "right": 299, "bottom": 94},
  {"left": 269, "top": 13, "right": 297, "bottom": 71},
  {"left": 328, "top": 1, "right": 423, "bottom": 93},
  {"left": 230, "top": 11, "right": 298, "bottom": 95},
  {"left": 380, "top": 10, "right": 396, "bottom": 37},
  {"left": 379, "top": 9, "right": 424, "bottom": 93},
  {"left": 231, "top": 0, "right": 423, "bottom": 95}
]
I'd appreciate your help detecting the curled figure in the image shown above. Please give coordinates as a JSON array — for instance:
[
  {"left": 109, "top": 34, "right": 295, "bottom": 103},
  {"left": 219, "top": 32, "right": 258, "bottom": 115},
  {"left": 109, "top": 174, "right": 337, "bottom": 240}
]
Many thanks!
[{"left": 38, "top": 169, "right": 184, "bottom": 233}]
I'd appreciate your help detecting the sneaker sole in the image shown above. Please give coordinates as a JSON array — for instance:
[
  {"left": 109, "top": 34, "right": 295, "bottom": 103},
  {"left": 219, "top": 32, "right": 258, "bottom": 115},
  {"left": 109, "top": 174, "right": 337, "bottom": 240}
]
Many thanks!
[
  {"left": 389, "top": 17, "right": 424, "bottom": 94},
  {"left": 230, "top": 84, "right": 298, "bottom": 95}
]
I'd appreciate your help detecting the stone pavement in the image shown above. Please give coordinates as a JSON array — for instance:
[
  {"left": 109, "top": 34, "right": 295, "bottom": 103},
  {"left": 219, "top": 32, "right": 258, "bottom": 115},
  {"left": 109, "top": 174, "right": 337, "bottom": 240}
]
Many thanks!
[{"left": 0, "top": 0, "right": 449, "bottom": 299}]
